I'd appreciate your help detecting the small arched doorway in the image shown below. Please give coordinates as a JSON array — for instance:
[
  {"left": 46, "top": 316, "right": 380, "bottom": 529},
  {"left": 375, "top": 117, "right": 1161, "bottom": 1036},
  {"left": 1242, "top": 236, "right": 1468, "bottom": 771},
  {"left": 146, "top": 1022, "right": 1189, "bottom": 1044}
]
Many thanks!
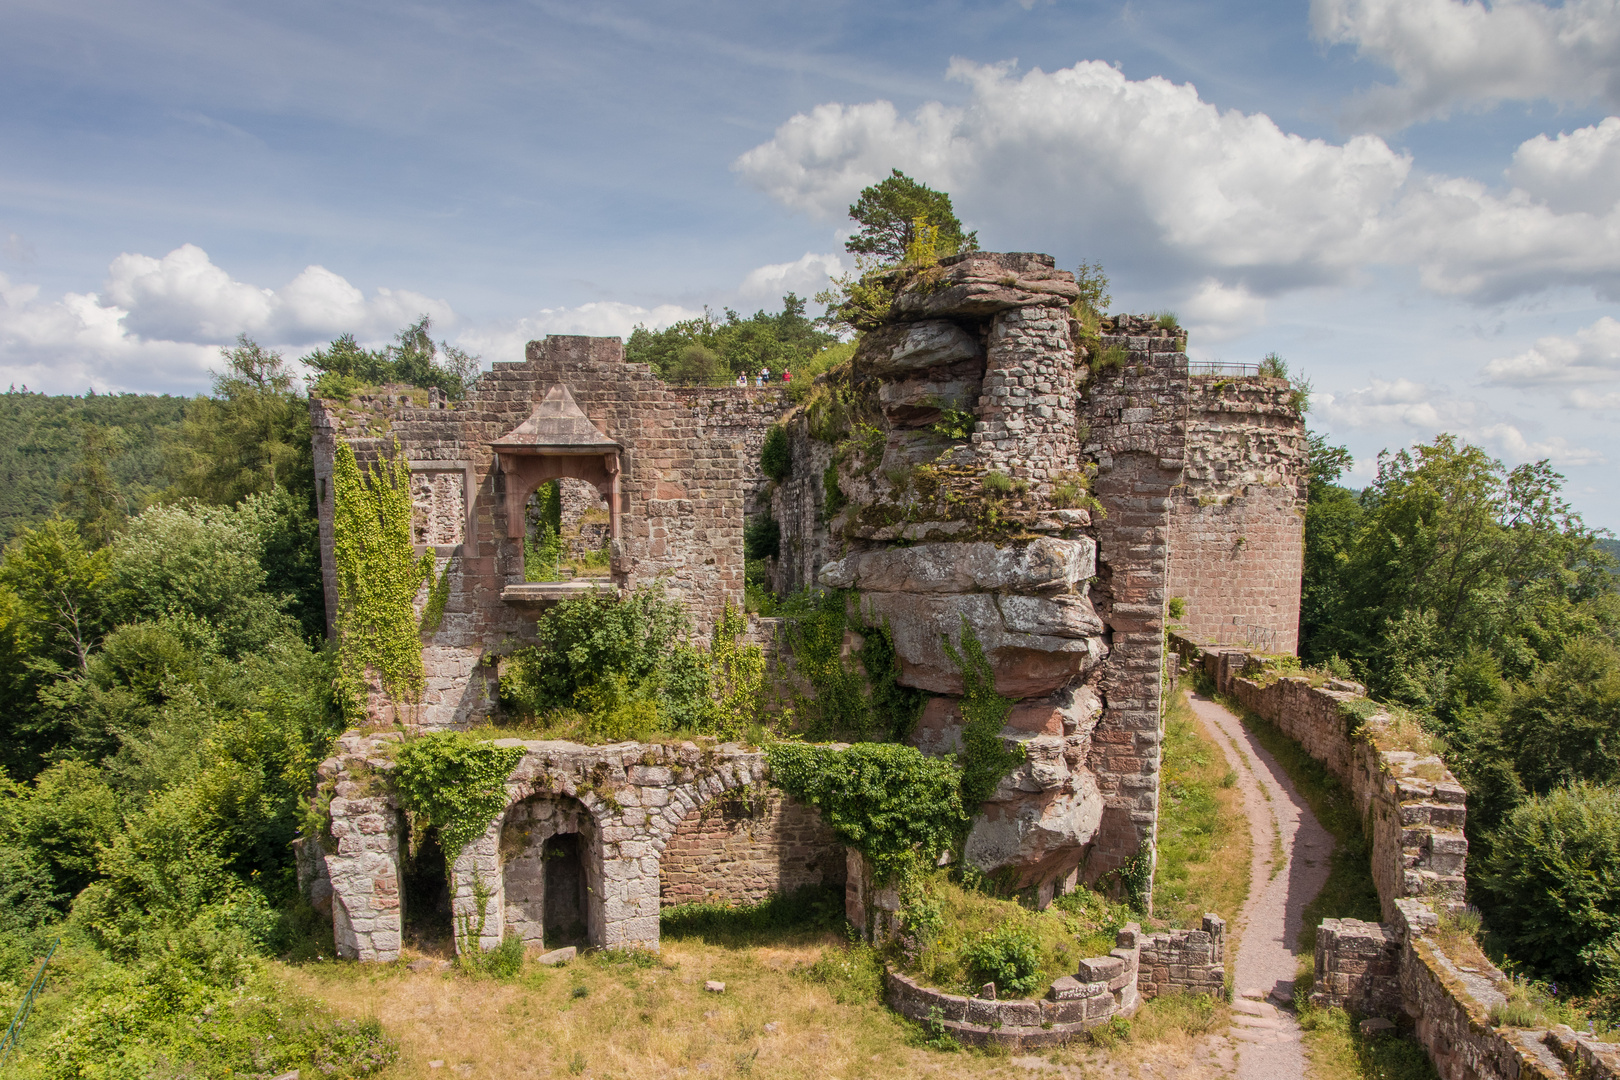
[{"left": 500, "top": 793, "right": 602, "bottom": 950}]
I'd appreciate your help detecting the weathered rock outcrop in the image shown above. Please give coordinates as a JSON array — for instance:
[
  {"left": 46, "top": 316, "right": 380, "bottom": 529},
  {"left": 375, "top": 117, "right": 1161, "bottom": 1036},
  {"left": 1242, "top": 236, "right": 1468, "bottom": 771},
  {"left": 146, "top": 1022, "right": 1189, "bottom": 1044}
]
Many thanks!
[{"left": 776, "top": 252, "right": 1114, "bottom": 896}]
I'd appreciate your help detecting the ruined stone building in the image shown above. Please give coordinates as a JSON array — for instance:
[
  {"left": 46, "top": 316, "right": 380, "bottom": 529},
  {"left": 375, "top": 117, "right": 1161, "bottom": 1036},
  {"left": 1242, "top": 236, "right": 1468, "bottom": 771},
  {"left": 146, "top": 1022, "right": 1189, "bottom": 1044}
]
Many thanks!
[{"left": 308, "top": 251, "right": 1306, "bottom": 961}]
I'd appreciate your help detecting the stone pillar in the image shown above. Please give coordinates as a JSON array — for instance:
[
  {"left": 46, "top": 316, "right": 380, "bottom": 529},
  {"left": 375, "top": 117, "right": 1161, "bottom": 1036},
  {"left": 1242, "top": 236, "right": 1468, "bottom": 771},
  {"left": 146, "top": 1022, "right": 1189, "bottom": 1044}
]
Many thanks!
[
  {"left": 450, "top": 821, "right": 507, "bottom": 955},
  {"left": 1082, "top": 335, "right": 1189, "bottom": 897},
  {"left": 324, "top": 795, "right": 403, "bottom": 962}
]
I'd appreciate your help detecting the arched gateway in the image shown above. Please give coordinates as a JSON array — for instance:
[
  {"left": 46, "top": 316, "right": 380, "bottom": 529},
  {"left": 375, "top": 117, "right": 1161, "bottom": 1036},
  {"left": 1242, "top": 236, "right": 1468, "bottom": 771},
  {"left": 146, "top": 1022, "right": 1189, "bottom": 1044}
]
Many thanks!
[{"left": 320, "top": 735, "right": 768, "bottom": 961}]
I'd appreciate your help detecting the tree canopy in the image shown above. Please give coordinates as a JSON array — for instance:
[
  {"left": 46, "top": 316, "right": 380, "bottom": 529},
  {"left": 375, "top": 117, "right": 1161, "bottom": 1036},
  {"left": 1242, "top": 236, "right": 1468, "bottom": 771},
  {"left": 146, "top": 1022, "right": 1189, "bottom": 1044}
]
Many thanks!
[
  {"left": 625, "top": 294, "right": 838, "bottom": 384},
  {"left": 845, "top": 169, "right": 978, "bottom": 264}
]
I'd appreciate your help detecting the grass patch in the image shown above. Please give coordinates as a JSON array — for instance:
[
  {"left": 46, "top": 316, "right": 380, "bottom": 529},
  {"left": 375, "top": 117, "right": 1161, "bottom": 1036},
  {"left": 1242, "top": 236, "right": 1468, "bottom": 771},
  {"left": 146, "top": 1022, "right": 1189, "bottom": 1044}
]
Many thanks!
[
  {"left": 660, "top": 885, "right": 846, "bottom": 947},
  {"left": 1224, "top": 696, "right": 1380, "bottom": 952},
  {"left": 897, "top": 872, "right": 1129, "bottom": 997},
  {"left": 1296, "top": 1001, "right": 1439, "bottom": 1080},
  {"left": 1154, "top": 689, "right": 1252, "bottom": 929}
]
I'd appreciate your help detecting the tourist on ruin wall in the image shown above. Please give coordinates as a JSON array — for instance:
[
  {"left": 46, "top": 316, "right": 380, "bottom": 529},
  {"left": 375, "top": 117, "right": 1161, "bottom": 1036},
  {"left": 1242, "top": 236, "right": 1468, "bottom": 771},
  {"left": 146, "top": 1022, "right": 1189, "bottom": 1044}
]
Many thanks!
[{"left": 735, "top": 373, "right": 746, "bottom": 388}]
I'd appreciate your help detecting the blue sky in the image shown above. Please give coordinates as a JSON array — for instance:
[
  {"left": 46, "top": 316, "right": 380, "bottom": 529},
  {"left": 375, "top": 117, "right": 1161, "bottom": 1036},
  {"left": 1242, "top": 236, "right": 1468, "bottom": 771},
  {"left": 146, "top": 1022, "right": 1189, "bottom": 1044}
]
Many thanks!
[{"left": 2, "top": 0, "right": 1618, "bottom": 527}]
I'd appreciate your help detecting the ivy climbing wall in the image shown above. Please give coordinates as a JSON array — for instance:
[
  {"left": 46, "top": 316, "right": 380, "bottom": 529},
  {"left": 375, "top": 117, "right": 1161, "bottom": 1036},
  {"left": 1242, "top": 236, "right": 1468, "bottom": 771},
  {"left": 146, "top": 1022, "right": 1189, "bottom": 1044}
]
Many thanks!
[{"left": 309, "top": 337, "right": 789, "bottom": 730}]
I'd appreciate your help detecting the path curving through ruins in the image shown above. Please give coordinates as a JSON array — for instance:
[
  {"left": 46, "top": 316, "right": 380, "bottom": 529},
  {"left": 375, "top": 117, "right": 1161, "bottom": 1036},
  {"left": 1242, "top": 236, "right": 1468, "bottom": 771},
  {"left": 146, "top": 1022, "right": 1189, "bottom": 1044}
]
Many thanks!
[{"left": 1186, "top": 691, "right": 1333, "bottom": 1080}]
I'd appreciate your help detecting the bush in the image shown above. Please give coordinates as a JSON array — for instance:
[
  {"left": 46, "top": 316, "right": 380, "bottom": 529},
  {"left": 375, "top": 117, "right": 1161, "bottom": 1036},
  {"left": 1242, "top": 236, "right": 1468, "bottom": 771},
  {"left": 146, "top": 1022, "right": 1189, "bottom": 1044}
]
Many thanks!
[
  {"left": 961, "top": 922, "right": 1045, "bottom": 997},
  {"left": 743, "top": 515, "right": 780, "bottom": 561},
  {"left": 766, "top": 742, "right": 965, "bottom": 880},
  {"left": 1477, "top": 783, "right": 1620, "bottom": 986},
  {"left": 760, "top": 425, "right": 791, "bottom": 481},
  {"left": 459, "top": 932, "right": 526, "bottom": 979}
]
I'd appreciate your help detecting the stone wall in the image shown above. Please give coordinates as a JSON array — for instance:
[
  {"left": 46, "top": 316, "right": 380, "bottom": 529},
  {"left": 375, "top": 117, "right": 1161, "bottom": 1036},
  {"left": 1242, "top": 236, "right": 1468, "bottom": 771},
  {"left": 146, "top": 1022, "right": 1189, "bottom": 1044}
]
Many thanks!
[
  {"left": 315, "top": 734, "right": 849, "bottom": 960},
  {"left": 1313, "top": 918, "right": 1403, "bottom": 1019},
  {"left": 1167, "top": 376, "right": 1306, "bottom": 654},
  {"left": 881, "top": 923, "right": 1144, "bottom": 1049},
  {"left": 1137, "top": 914, "right": 1228, "bottom": 999},
  {"left": 310, "top": 339, "right": 790, "bottom": 730},
  {"left": 1081, "top": 325, "right": 1188, "bottom": 894},
  {"left": 1170, "top": 634, "right": 1466, "bottom": 919},
  {"left": 658, "top": 789, "right": 845, "bottom": 906}
]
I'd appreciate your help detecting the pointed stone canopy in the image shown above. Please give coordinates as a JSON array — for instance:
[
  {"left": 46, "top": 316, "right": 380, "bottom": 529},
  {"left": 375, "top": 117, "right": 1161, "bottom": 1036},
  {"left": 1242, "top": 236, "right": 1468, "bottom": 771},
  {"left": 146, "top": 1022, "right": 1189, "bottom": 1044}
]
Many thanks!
[
  {"left": 487, "top": 384, "right": 623, "bottom": 544},
  {"left": 488, "top": 383, "right": 620, "bottom": 453}
]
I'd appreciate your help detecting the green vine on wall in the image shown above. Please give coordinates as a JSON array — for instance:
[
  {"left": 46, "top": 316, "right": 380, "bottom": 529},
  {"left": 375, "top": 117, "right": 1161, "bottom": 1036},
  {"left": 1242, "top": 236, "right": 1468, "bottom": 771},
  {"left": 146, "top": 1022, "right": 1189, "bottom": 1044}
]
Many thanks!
[
  {"left": 784, "top": 591, "right": 924, "bottom": 741},
  {"left": 332, "top": 439, "right": 434, "bottom": 711},
  {"left": 943, "top": 619, "right": 1024, "bottom": 810},
  {"left": 767, "top": 741, "right": 965, "bottom": 882},
  {"left": 420, "top": 558, "right": 452, "bottom": 634},
  {"left": 392, "top": 731, "right": 525, "bottom": 866}
]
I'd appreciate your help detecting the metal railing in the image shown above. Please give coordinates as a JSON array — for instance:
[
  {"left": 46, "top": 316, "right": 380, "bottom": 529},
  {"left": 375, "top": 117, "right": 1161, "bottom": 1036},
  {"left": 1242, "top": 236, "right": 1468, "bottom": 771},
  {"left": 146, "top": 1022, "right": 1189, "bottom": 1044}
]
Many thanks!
[
  {"left": 1214, "top": 619, "right": 1282, "bottom": 654},
  {"left": 0, "top": 938, "right": 59, "bottom": 1067},
  {"left": 1188, "top": 361, "right": 1261, "bottom": 377}
]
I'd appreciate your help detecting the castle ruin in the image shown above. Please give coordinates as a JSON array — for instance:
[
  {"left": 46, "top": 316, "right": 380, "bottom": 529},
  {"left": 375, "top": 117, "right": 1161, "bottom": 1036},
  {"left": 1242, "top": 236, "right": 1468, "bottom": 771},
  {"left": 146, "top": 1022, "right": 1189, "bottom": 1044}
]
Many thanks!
[{"left": 308, "top": 251, "right": 1307, "bottom": 961}]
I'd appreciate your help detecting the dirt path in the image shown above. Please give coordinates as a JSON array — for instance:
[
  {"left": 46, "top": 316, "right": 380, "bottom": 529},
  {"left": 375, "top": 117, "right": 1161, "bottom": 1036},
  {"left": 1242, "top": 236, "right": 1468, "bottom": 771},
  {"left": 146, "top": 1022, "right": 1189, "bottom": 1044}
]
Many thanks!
[{"left": 1186, "top": 691, "right": 1334, "bottom": 1080}]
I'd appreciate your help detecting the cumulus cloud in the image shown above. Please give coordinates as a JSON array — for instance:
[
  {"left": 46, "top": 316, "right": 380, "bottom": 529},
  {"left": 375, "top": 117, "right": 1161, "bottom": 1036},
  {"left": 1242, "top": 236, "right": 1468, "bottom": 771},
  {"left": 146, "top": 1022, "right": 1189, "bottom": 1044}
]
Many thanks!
[
  {"left": 1506, "top": 117, "right": 1620, "bottom": 214},
  {"left": 451, "top": 301, "right": 702, "bottom": 370},
  {"left": 1482, "top": 315, "right": 1620, "bottom": 407},
  {"left": 736, "top": 252, "right": 848, "bottom": 302},
  {"left": 1316, "top": 378, "right": 1605, "bottom": 465},
  {"left": 1312, "top": 0, "right": 1620, "bottom": 132},
  {"left": 1179, "top": 279, "right": 1269, "bottom": 343},
  {"left": 0, "top": 245, "right": 455, "bottom": 394},
  {"left": 734, "top": 60, "right": 1620, "bottom": 305}
]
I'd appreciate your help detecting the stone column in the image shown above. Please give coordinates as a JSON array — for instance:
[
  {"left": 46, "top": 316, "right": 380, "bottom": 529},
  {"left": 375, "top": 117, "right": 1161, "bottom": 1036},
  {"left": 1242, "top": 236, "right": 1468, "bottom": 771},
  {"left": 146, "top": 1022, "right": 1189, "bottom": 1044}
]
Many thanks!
[
  {"left": 324, "top": 795, "right": 403, "bottom": 962},
  {"left": 450, "top": 821, "right": 506, "bottom": 955}
]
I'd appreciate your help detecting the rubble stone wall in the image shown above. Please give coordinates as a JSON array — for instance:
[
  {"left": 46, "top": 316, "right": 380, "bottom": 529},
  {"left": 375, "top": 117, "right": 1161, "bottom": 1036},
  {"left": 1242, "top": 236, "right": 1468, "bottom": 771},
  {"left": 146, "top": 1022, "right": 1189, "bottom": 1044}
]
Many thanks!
[
  {"left": 310, "top": 339, "right": 790, "bottom": 729},
  {"left": 658, "top": 789, "right": 845, "bottom": 906},
  {"left": 1167, "top": 377, "right": 1306, "bottom": 655},
  {"left": 316, "top": 734, "right": 846, "bottom": 960},
  {"left": 1137, "top": 914, "right": 1228, "bottom": 998},
  {"left": 1081, "top": 329, "right": 1187, "bottom": 892}
]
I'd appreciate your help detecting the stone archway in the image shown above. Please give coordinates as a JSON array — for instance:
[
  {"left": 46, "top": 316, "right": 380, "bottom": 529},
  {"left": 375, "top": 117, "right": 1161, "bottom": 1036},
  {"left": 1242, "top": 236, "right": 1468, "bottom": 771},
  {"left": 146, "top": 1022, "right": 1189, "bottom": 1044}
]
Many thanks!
[{"left": 499, "top": 792, "right": 601, "bottom": 951}]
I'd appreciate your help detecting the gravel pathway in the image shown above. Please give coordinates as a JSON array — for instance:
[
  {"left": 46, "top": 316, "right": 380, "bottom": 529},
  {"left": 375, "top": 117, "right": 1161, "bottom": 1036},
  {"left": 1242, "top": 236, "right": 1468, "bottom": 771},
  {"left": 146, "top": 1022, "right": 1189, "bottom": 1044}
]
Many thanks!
[{"left": 1187, "top": 691, "right": 1334, "bottom": 1080}]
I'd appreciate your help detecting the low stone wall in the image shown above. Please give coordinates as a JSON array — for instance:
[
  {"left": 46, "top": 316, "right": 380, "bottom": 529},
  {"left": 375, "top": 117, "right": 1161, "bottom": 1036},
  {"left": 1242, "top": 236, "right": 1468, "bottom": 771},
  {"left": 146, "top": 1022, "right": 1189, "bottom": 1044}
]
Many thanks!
[
  {"left": 659, "top": 789, "right": 845, "bottom": 907},
  {"left": 1169, "top": 635, "right": 1620, "bottom": 1079},
  {"left": 880, "top": 917, "right": 1229, "bottom": 1049},
  {"left": 1313, "top": 918, "right": 1402, "bottom": 1019},
  {"left": 1139, "top": 915, "right": 1228, "bottom": 999},
  {"left": 1169, "top": 634, "right": 1466, "bottom": 920},
  {"left": 882, "top": 924, "right": 1144, "bottom": 1049}
]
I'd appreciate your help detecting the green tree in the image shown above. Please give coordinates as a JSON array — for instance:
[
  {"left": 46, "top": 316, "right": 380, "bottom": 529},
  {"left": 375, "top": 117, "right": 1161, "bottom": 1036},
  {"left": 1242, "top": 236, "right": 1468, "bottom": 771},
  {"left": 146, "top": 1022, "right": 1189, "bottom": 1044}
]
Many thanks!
[
  {"left": 166, "top": 337, "right": 312, "bottom": 506},
  {"left": 845, "top": 170, "right": 978, "bottom": 264},
  {"left": 1299, "top": 432, "right": 1363, "bottom": 666},
  {"left": 624, "top": 295, "right": 838, "bottom": 384},
  {"left": 303, "top": 316, "right": 481, "bottom": 400},
  {"left": 1476, "top": 783, "right": 1620, "bottom": 986},
  {"left": 58, "top": 423, "right": 130, "bottom": 548}
]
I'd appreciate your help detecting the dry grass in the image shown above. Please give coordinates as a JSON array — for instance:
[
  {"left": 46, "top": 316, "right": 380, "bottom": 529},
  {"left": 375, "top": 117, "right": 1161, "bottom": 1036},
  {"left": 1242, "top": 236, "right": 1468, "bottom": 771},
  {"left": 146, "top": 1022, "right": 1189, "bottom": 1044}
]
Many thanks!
[
  {"left": 281, "top": 933, "right": 1248, "bottom": 1080},
  {"left": 1153, "top": 690, "right": 1252, "bottom": 930}
]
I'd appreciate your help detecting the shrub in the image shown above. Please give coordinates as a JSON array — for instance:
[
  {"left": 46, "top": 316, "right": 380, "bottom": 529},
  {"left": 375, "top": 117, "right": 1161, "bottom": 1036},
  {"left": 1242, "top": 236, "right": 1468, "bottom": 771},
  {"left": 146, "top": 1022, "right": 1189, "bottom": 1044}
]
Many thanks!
[
  {"left": 961, "top": 922, "right": 1044, "bottom": 997},
  {"left": 1151, "top": 310, "right": 1179, "bottom": 330},
  {"left": 982, "top": 470, "right": 1013, "bottom": 495},
  {"left": 1167, "top": 597, "right": 1186, "bottom": 621},
  {"left": 760, "top": 424, "right": 791, "bottom": 481},
  {"left": 1476, "top": 782, "right": 1620, "bottom": 986},
  {"left": 743, "top": 515, "right": 780, "bottom": 561},
  {"left": 766, "top": 742, "right": 965, "bottom": 881}
]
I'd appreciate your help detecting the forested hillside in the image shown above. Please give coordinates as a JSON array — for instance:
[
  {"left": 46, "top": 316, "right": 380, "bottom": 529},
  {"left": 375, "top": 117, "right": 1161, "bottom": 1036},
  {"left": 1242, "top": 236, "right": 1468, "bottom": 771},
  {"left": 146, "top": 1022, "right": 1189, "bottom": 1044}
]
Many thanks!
[{"left": 0, "top": 390, "right": 188, "bottom": 541}]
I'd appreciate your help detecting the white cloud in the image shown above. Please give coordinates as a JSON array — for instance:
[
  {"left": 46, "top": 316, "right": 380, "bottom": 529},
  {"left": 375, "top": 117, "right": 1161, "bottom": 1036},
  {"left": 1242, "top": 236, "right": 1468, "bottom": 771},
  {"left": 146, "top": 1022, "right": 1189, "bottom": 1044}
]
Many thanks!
[
  {"left": 0, "top": 245, "right": 455, "bottom": 393},
  {"left": 1311, "top": 0, "right": 1620, "bottom": 132},
  {"left": 101, "top": 244, "right": 449, "bottom": 344},
  {"left": 1180, "top": 279, "right": 1269, "bottom": 343},
  {"left": 451, "top": 301, "right": 702, "bottom": 370},
  {"left": 1316, "top": 378, "right": 1605, "bottom": 465},
  {"left": 1482, "top": 315, "right": 1620, "bottom": 407},
  {"left": 1506, "top": 117, "right": 1620, "bottom": 215},
  {"left": 736, "top": 252, "right": 848, "bottom": 302},
  {"left": 735, "top": 61, "right": 1620, "bottom": 305}
]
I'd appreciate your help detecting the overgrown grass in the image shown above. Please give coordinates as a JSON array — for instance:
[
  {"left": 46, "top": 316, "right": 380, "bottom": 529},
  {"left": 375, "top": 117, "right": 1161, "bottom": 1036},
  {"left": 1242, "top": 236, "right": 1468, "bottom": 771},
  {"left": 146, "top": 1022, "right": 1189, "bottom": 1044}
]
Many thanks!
[
  {"left": 898, "top": 872, "right": 1128, "bottom": 997},
  {"left": 660, "top": 885, "right": 846, "bottom": 947},
  {"left": 1225, "top": 696, "right": 1380, "bottom": 951},
  {"left": 1155, "top": 690, "right": 1251, "bottom": 929},
  {"left": 1296, "top": 1002, "right": 1439, "bottom": 1080}
]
